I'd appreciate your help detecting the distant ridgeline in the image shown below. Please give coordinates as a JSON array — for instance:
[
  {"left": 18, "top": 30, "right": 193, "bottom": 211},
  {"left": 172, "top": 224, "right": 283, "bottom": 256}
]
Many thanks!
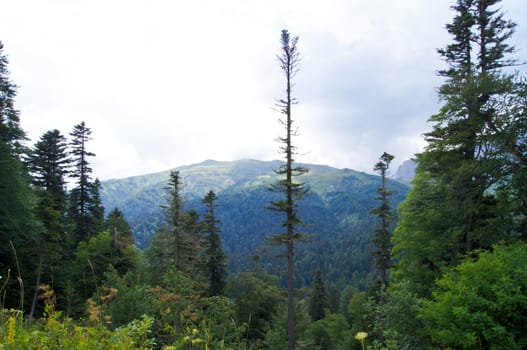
[{"left": 100, "top": 159, "right": 409, "bottom": 289}]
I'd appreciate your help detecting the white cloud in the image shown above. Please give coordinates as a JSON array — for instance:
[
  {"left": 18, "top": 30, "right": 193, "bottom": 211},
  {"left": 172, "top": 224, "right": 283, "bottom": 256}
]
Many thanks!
[{"left": 2, "top": 0, "right": 526, "bottom": 179}]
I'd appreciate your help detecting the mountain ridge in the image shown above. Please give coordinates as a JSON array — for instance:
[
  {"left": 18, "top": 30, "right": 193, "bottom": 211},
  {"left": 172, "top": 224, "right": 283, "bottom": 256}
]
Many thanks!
[{"left": 100, "top": 159, "right": 409, "bottom": 288}]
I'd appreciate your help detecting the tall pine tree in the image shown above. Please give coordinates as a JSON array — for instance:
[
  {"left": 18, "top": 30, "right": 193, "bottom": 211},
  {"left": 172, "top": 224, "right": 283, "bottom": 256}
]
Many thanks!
[
  {"left": 146, "top": 171, "right": 202, "bottom": 282},
  {"left": 0, "top": 41, "right": 40, "bottom": 311},
  {"left": 393, "top": 0, "right": 526, "bottom": 297},
  {"left": 201, "top": 190, "right": 227, "bottom": 297},
  {"left": 370, "top": 152, "right": 395, "bottom": 295},
  {"left": 309, "top": 270, "right": 330, "bottom": 321},
  {"left": 27, "top": 129, "right": 71, "bottom": 316},
  {"left": 267, "top": 29, "right": 309, "bottom": 350},
  {"left": 68, "top": 121, "right": 96, "bottom": 246}
]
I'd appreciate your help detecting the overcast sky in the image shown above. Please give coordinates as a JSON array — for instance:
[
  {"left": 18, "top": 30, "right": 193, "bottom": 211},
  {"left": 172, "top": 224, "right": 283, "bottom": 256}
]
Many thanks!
[{"left": 1, "top": 1, "right": 526, "bottom": 180}]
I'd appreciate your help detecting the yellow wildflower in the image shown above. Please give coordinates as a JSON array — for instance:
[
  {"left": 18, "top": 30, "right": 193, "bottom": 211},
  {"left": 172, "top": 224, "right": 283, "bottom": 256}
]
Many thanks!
[{"left": 355, "top": 331, "right": 368, "bottom": 341}]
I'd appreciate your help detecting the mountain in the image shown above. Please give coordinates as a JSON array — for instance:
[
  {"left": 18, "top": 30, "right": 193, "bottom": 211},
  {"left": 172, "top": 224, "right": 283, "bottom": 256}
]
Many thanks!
[
  {"left": 394, "top": 159, "right": 417, "bottom": 183},
  {"left": 100, "top": 159, "right": 409, "bottom": 289}
]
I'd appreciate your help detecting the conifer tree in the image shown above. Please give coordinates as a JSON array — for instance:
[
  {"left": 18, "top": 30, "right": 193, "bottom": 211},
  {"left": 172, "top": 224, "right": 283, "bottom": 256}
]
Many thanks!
[
  {"left": 147, "top": 171, "right": 202, "bottom": 281},
  {"left": 0, "top": 41, "right": 26, "bottom": 154},
  {"left": 393, "top": 0, "right": 526, "bottom": 296},
  {"left": 105, "top": 207, "right": 134, "bottom": 246},
  {"left": 166, "top": 170, "right": 184, "bottom": 269},
  {"left": 267, "top": 29, "right": 309, "bottom": 350},
  {"left": 202, "top": 190, "right": 227, "bottom": 296},
  {"left": 0, "top": 41, "right": 39, "bottom": 311},
  {"left": 27, "top": 129, "right": 71, "bottom": 316},
  {"left": 309, "top": 270, "right": 330, "bottom": 321},
  {"left": 88, "top": 178, "right": 105, "bottom": 235},
  {"left": 68, "top": 121, "right": 96, "bottom": 246},
  {"left": 370, "top": 152, "right": 395, "bottom": 295}
]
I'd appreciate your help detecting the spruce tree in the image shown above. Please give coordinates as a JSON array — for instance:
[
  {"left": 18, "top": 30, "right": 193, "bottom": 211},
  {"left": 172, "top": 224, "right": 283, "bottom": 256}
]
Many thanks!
[
  {"left": 68, "top": 121, "right": 96, "bottom": 246},
  {"left": 105, "top": 207, "right": 134, "bottom": 247},
  {"left": 166, "top": 170, "right": 184, "bottom": 270},
  {"left": 0, "top": 41, "right": 39, "bottom": 311},
  {"left": 88, "top": 178, "right": 105, "bottom": 235},
  {"left": 267, "top": 29, "right": 309, "bottom": 350},
  {"left": 27, "top": 129, "right": 71, "bottom": 316},
  {"left": 147, "top": 171, "right": 202, "bottom": 281},
  {"left": 0, "top": 41, "right": 26, "bottom": 154},
  {"left": 392, "top": 0, "right": 526, "bottom": 296},
  {"left": 202, "top": 190, "right": 227, "bottom": 296},
  {"left": 309, "top": 270, "right": 330, "bottom": 321},
  {"left": 370, "top": 152, "right": 395, "bottom": 295}
]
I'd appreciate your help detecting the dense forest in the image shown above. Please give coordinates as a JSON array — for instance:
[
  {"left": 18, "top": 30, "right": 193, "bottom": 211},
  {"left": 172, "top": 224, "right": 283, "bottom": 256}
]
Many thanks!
[{"left": 1, "top": 0, "right": 527, "bottom": 349}]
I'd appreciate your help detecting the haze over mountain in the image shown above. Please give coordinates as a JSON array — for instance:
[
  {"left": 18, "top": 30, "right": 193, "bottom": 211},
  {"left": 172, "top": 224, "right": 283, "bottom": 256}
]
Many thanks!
[{"left": 100, "top": 159, "right": 409, "bottom": 288}]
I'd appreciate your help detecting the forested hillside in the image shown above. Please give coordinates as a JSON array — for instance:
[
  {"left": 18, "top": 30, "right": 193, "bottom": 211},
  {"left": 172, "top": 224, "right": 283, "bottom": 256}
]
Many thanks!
[
  {"left": 100, "top": 159, "right": 409, "bottom": 289},
  {"left": 2, "top": 1, "right": 527, "bottom": 348}
]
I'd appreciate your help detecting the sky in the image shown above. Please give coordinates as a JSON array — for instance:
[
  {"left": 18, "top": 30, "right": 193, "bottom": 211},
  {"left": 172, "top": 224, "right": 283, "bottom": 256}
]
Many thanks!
[{"left": 1, "top": 0, "right": 526, "bottom": 180}]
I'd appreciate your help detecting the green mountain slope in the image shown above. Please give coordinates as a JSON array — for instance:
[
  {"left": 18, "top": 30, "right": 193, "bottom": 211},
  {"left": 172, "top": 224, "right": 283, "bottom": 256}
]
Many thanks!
[{"left": 100, "top": 159, "right": 409, "bottom": 289}]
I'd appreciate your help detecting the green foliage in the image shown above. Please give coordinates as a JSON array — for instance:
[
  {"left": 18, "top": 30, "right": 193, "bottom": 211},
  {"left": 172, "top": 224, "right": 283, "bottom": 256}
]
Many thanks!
[
  {"left": 101, "top": 160, "right": 409, "bottom": 290},
  {"left": 0, "top": 41, "right": 41, "bottom": 312},
  {"left": 392, "top": 0, "right": 527, "bottom": 298},
  {"left": 147, "top": 171, "right": 203, "bottom": 282},
  {"left": 99, "top": 269, "right": 152, "bottom": 328},
  {"left": 346, "top": 292, "right": 369, "bottom": 335},
  {"left": 420, "top": 243, "right": 527, "bottom": 349},
  {"left": 105, "top": 208, "right": 135, "bottom": 247},
  {"left": 307, "top": 313, "right": 350, "bottom": 350},
  {"left": 0, "top": 307, "right": 155, "bottom": 349},
  {"left": 369, "top": 281, "right": 430, "bottom": 350},
  {"left": 201, "top": 190, "right": 227, "bottom": 297},
  {"left": 0, "top": 41, "right": 26, "bottom": 152},
  {"left": 70, "top": 230, "right": 138, "bottom": 314},
  {"left": 225, "top": 272, "right": 284, "bottom": 343},
  {"left": 68, "top": 121, "right": 101, "bottom": 247},
  {"left": 309, "top": 270, "right": 330, "bottom": 321}
]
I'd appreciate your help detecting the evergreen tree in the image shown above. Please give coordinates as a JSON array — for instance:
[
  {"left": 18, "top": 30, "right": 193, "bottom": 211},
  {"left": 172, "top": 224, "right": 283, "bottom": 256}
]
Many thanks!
[
  {"left": 105, "top": 207, "right": 134, "bottom": 247},
  {"left": 370, "top": 152, "right": 395, "bottom": 295},
  {"left": 68, "top": 121, "right": 96, "bottom": 246},
  {"left": 0, "top": 41, "right": 40, "bottom": 311},
  {"left": 146, "top": 171, "right": 202, "bottom": 282},
  {"left": 179, "top": 209, "right": 201, "bottom": 277},
  {"left": 267, "top": 29, "right": 309, "bottom": 350},
  {"left": 392, "top": 0, "right": 526, "bottom": 296},
  {"left": 309, "top": 270, "right": 330, "bottom": 321},
  {"left": 201, "top": 190, "right": 227, "bottom": 296},
  {"left": 26, "top": 129, "right": 71, "bottom": 316},
  {"left": 165, "top": 170, "right": 184, "bottom": 270},
  {"left": 0, "top": 41, "right": 26, "bottom": 154},
  {"left": 88, "top": 178, "right": 105, "bottom": 236},
  {"left": 27, "top": 129, "right": 70, "bottom": 194}
]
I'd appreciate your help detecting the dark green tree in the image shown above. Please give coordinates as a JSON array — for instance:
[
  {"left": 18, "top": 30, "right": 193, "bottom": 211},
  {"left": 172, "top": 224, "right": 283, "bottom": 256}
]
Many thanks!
[
  {"left": 225, "top": 272, "right": 284, "bottom": 343},
  {"left": 267, "top": 29, "right": 309, "bottom": 350},
  {"left": 26, "top": 129, "right": 71, "bottom": 316},
  {"left": 393, "top": 0, "right": 525, "bottom": 297},
  {"left": 370, "top": 152, "right": 395, "bottom": 295},
  {"left": 0, "top": 41, "right": 26, "bottom": 154},
  {"left": 146, "top": 171, "right": 202, "bottom": 282},
  {"left": 88, "top": 178, "right": 105, "bottom": 235},
  {"left": 179, "top": 209, "right": 202, "bottom": 277},
  {"left": 166, "top": 170, "right": 184, "bottom": 270},
  {"left": 70, "top": 230, "right": 138, "bottom": 315},
  {"left": 0, "top": 41, "right": 40, "bottom": 312},
  {"left": 68, "top": 121, "right": 96, "bottom": 246},
  {"left": 105, "top": 207, "right": 134, "bottom": 247},
  {"left": 201, "top": 190, "right": 227, "bottom": 296},
  {"left": 309, "top": 270, "right": 330, "bottom": 321},
  {"left": 27, "top": 129, "right": 70, "bottom": 195},
  {"left": 420, "top": 243, "right": 527, "bottom": 349}
]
